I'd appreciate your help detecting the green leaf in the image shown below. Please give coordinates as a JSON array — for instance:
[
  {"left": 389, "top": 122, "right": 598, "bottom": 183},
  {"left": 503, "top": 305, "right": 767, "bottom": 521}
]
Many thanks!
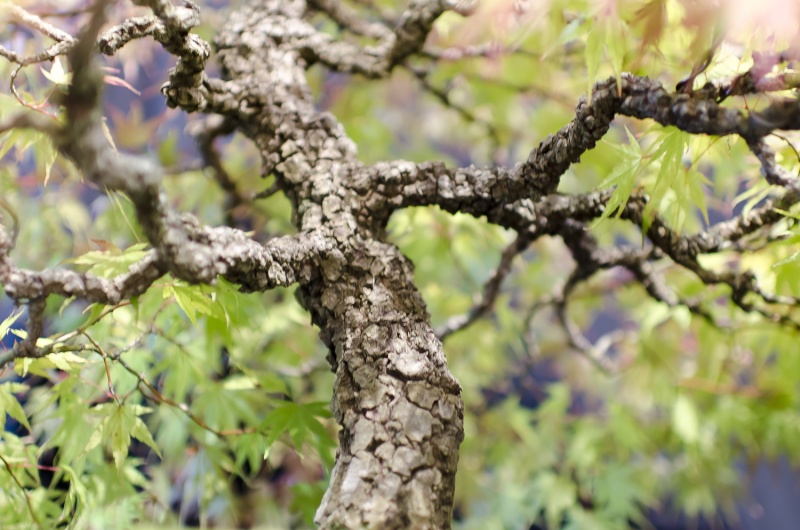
[
  {"left": 221, "top": 375, "right": 258, "bottom": 390},
  {"left": 672, "top": 394, "right": 700, "bottom": 444},
  {"left": 734, "top": 180, "right": 771, "bottom": 218},
  {"left": 594, "top": 466, "right": 647, "bottom": 520},
  {"left": 101, "top": 117, "right": 118, "bottom": 152},
  {"left": 36, "top": 134, "right": 58, "bottom": 185},
  {"left": 643, "top": 127, "right": 687, "bottom": 234},
  {"left": 231, "top": 432, "right": 270, "bottom": 477},
  {"left": 261, "top": 401, "right": 335, "bottom": 464},
  {"left": 130, "top": 415, "right": 161, "bottom": 459},
  {"left": 596, "top": 128, "right": 642, "bottom": 222},
  {"left": 772, "top": 207, "right": 800, "bottom": 220},
  {"left": 290, "top": 480, "right": 328, "bottom": 527},
  {"left": 164, "top": 282, "right": 228, "bottom": 326},
  {"left": 543, "top": 19, "right": 583, "bottom": 59},
  {"left": 0, "top": 306, "right": 24, "bottom": 338},
  {"left": 532, "top": 471, "right": 577, "bottom": 528},
  {"left": 773, "top": 250, "right": 800, "bottom": 268},
  {"left": 586, "top": 27, "right": 604, "bottom": 97},
  {"left": 0, "top": 382, "right": 32, "bottom": 433},
  {"left": 68, "top": 242, "right": 150, "bottom": 278},
  {"left": 61, "top": 464, "right": 88, "bottom": 514},
  {"left": 46, "top": 351, "right": 87, "bottom": 372},
  {"left": 108, "top": 404, "right": 139, "bottom": 468},
  {"left": 564, "top": 508, "right": 616, "bottom": 530},
  {"left": 83, "top": 402, "right": 158, "bottom": 468},
  {"left": 605, "top": 18, "right": 626, "bottom": 90},
  {"left": 9, "top": 329, "right": 54, "bottom": 348}
]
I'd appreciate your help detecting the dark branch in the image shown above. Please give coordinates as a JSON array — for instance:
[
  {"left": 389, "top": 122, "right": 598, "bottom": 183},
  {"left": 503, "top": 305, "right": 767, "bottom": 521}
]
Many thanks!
[{"left": 437, "top": 233, "right": 532, "bottom": 339}]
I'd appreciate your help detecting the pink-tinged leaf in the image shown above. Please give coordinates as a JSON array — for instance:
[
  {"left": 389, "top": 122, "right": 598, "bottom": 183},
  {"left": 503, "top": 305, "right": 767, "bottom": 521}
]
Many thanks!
[
  {"left": 103, "top": 75, "right": 141, "bottom": 96},
  {"left": 101, "top": 117, "right": 118, "bottom": 152},
  {"left": 90, "top": 239, "right": 120, "bottom": 252}
]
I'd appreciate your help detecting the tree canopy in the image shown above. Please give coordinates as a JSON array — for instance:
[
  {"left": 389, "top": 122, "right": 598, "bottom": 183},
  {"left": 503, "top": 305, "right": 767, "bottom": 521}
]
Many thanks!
[{"left": 3, "top": 0, "right": 800, "bottom": 529}]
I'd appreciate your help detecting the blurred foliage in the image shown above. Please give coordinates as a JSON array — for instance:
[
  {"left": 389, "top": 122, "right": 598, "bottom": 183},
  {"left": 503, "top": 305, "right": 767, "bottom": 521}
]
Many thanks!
[{"left": 3, "top": 0, "right": 800, "bottom": 529}]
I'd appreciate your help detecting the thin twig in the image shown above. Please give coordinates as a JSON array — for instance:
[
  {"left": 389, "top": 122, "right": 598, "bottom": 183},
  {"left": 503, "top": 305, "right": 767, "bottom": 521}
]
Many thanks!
[
  {"left": 0, "top": 451, "right": 44, "bottom": 529},
  {"left": 80, "top": 332, "right": 119, "bottom": 404},
  {"left": 437, "top": 234, "right": 531, "bottom": 339}
]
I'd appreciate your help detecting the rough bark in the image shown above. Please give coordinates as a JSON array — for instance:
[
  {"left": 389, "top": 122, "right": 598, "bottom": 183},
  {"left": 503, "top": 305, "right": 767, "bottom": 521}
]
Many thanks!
[
  {"left": 209, "top": 4, "right": 464, "bottom": 527},
  {"left": 4, "top": 0, "right": 800, "bottom": 528}
]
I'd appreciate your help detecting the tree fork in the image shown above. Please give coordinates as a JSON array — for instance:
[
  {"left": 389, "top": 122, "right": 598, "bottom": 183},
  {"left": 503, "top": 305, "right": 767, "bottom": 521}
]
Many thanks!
[{"left": 213, "top": 2, "right": 465, "bottom": 527}]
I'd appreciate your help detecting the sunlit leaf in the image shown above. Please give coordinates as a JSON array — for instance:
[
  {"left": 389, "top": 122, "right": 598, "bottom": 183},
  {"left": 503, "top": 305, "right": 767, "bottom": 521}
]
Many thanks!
[
  {"left": 672, "top": 394, "right": 700, "bottom": 444},
  {"left": 41, "top": 58, "right": 71, "bottom": 86}
]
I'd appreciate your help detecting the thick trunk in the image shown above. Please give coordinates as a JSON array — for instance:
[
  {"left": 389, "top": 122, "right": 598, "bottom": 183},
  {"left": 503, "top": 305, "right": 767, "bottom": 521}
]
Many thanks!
[
  {"left": 214, "top": 2, "right": 465, "bottom": 527},
  {"left": 301, "top": 245, "right": 463, "bottom": 529}
]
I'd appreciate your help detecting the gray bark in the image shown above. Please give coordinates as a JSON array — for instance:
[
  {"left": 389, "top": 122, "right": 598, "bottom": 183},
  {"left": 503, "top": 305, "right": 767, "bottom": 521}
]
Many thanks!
[
  {"left": 211, "top": 4, "right": 464, "bottom": 527},
  {"left": 4, "top": 0, "right": 800, "bottom": 528}
]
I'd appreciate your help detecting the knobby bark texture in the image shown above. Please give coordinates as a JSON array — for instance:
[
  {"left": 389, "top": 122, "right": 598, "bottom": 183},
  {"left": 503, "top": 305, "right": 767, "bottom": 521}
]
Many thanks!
[
  {"left": 210, "top": 4, "right": 465, "bottom": 527},
  {"left": 4, "top": 0, "right": 800, "bottom": 528}
]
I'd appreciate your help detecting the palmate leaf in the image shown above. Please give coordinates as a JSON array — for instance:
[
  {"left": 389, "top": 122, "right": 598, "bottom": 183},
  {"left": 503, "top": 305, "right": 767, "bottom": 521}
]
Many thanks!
[
  {"left": 61, "top": 464, "right": 88, "bottom": 521},
  {"left": 586, "top": 26, "right": 604, "bottom": 98},
  {"left": 734, "top": 178, "right": 771, "bottom": 218},
  {"left": 290, "top": 480, "right": 328, "bottom": 527},
  {"left": 643, "top": 127, "right": 687, "bottom": 234},
  {"left": 231, "top": 432, "right": 271, "bottom": 477},
  {"left": 770, "top": 210, "right": 800, "bottom": 268},
  {"left": 12, "top": 347, "right": 86, "bottom": 376},
  {"left": 563, "top": 508, "right": 617, "bottom": 530},
  {"left": 163, "top": 281, "right": 228, "bottom": 326},
  {"left": 32, "top": 134, "right": 58, "bottom": 185},
  {"left": 192, "top": 380, "right": 260, "bottom": 430},
  {"left": 85, "top": 402, "right": 160, "bottom": 468},
  {"left": 586, "top": 14, "right": 627, "bottom": 97},
  {"left": 530, "top": 471, "right": 578, "bottom": 529},
  {"left": 593, "top": 465, "right": 648, "bottom": 521},
  {"left": 596, "top": 127, "right": 643, "bottom": 222},
  {"left": 0, "top": 382, "right": 31, "bottom": 433},
  {"left": 0, "top": 305, "right": 24, "bottom": 338},
  {"left": 261, "top": 401, "right": 335, "bottom": 466},
  {"left": 642, "top": 127, "right": 710, "bottom": 235},
  {"left": 68, "top": 242, "right": 150, "bottom": 278},
  {"left": 605, "top": 17, "right": 626, "bottom": 90}
]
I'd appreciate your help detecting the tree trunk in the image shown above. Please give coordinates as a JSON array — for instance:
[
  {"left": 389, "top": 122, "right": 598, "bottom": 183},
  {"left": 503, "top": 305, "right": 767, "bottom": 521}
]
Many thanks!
[{"left": 215, "top": 2, "right": 465, "bottom": 527}]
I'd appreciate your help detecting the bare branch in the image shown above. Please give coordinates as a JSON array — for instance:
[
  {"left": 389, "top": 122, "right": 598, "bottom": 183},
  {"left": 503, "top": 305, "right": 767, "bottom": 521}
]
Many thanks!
[
  {"left": 0, "top": 236, "right": 167, "bottom": 306},
  {"left": 8, "top": 297, "right": 47, "bottom": 363},
  {"left": 297, "top": 0, "right": 470, "bottom": 77},
  {"left": 6, "top": 4, "right": 77, "bottom": 43},
  {"left": 437, "top": 233, "right": 532, "bottom": 339},
  {"left": 381, "top": 75, "right": 800, "bottom": 223},
  {"left": 186, "top": 115, "right": 250, "bottom": 225},
  {"left": 404, "top": 64, "right": 502, "bottom": 154},
  {"left": 0, "top": 2, "right": 329, "bottom": 356},
  {"left": 109, "top": 0, "right": 212, "bottom": 111},
  {"left": 746, "top": 137, "right": 799, "bottom": 188},
  {"left": 0, "top": 40, "right": 74, "bottom": 66},
  {"left": 0, "top": 111, "right": 58, "bottom": 136},
  {"left": 308, "top": 0, "right": 391, "bottom": 39},
  {"left": 1, "top": 0, "right": 218, "bottom": 113}
]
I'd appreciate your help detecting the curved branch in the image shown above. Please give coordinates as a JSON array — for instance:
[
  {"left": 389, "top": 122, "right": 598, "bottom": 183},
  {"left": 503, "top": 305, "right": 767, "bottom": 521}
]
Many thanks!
[
  {"left": 300, "top": 0, "right": 472, "bottom": 77},
  {"left": 379, "top": 74, "right": 800, "bottom": 223},
  {"left": 1, "top": 1, "right": 217, "bottom": 112},
  {"left": 55, "top": 6, "right": 289, "bottom": 287},
  {"left": 436, "top": 233, "right": 532, "bottom": 339}
]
